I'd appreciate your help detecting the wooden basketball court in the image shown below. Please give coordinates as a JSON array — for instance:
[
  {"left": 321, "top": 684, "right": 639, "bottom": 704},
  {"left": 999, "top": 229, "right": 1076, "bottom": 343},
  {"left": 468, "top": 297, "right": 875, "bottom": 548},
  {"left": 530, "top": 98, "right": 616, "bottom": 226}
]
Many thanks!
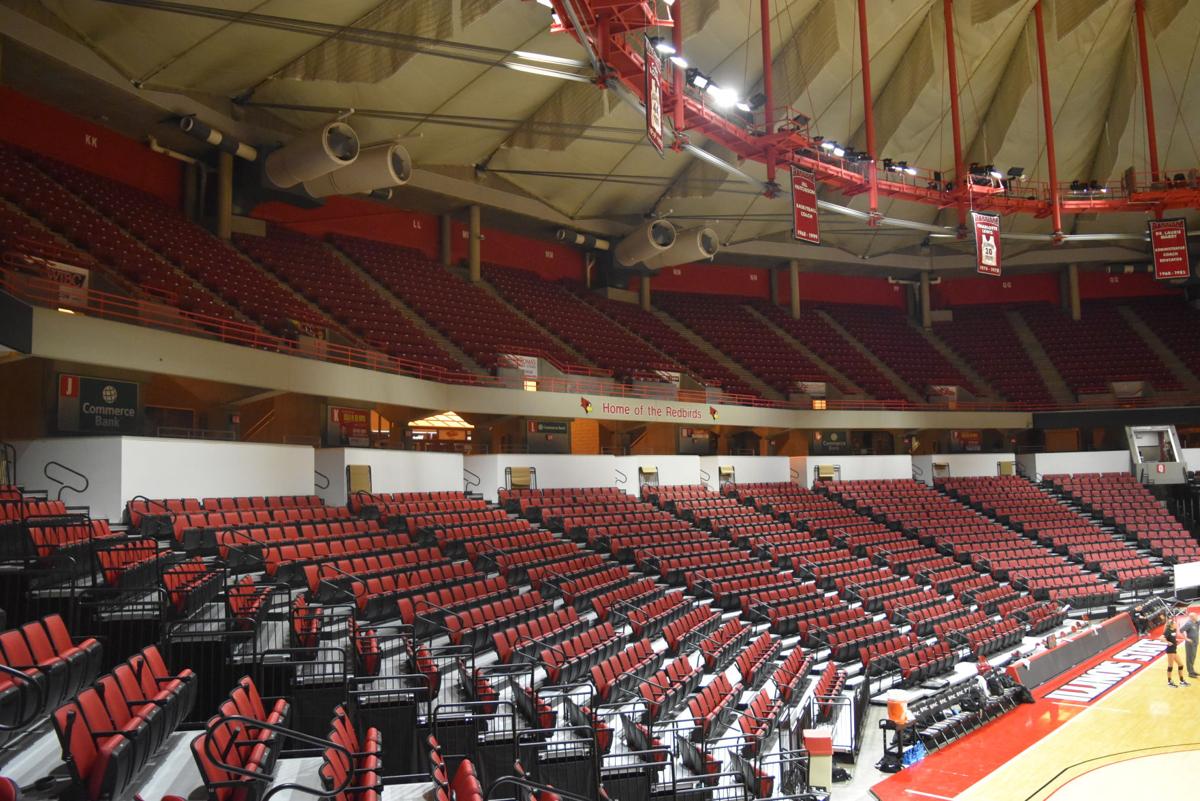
[{"left": 873, "top": 628, "right": 1200, "bottom": 801}]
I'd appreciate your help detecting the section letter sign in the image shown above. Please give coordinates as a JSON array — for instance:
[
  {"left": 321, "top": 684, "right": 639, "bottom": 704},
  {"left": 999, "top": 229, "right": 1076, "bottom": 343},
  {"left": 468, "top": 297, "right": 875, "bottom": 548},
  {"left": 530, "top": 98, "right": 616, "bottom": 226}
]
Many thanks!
[
  {"left": 972, "top": 211, "right": 1001, "bottom": 276},
  {"left": 1148, "top": 218, "right": 1190, "bottom": 280},
  {"left": 791, "top": 167, "right": 820, "bottom": 244},
  {"left": 644, "top": 36, "right": 664, "bottom": 156},
  {"left": 57, "top": 373, "right": 140, "bottom": 434}
]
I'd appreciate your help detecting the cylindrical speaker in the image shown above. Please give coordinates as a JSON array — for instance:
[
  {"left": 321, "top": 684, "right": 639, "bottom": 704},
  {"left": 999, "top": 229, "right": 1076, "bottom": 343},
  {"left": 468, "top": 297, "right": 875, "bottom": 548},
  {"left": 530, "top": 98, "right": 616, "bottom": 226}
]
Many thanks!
[
  {"left": 265, "top": 121, "right": 360, "bottom": 189},
  {"left": 643, "top": 227, "right": 720, "bottom": 270},
  {"left": 303, "top": 143, "right": 412, "bottom": 198},
  {"left": 614, "top": 219, "right": 676, "bottom": 266}
]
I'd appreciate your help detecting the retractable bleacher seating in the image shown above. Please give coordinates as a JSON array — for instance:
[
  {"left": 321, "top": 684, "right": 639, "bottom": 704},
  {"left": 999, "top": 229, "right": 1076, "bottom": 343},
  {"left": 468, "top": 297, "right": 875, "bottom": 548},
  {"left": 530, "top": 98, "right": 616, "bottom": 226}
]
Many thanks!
[{"left": 1046, "top": 472, "right": 1200, "bottom": 565}]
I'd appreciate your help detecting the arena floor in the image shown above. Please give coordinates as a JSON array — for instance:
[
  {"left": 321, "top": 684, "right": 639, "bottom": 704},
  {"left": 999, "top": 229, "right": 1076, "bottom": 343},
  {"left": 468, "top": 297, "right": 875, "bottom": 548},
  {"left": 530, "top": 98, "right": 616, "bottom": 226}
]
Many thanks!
[{"left": 872, "top": 624, "right": 1199, "bottom": 800}]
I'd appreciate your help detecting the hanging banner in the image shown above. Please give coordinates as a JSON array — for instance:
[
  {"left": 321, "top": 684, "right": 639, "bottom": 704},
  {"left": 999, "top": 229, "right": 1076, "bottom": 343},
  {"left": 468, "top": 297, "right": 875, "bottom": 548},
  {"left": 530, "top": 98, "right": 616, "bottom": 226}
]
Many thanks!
[
  {"left": 644, "top": 36, "right": 664, "bottom": 156},
  {"left": 972, "top": 211, "right": 1001, "bottom": 276},
  {"left": 1148, "top": 219, "right": 1190, "bottom": 280},
  {"left": 791, "top": 167, "right": 820, "bottom": 244}
]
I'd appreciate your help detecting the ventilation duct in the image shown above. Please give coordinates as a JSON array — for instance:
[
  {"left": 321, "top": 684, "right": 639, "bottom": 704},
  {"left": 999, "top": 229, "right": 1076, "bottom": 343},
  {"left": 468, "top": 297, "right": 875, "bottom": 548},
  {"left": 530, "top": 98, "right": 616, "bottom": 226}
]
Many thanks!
[
  {"left": 557, "top": 229, "right": 611, "bottom": 251},
  {"left": 303, "top": 142, "right": 411, "bottom": 198},
  {"left": 614, "top": 219, "right": 676, "bottom": 266},
  {"left": 265, "top": 122, "right": 360, "bottom": 189},
  {"left": 643, "top": 227, "right": 720, "bottom": 270},
  {"left": 178, "top": 117, "right": 258, "bottom": 161}
]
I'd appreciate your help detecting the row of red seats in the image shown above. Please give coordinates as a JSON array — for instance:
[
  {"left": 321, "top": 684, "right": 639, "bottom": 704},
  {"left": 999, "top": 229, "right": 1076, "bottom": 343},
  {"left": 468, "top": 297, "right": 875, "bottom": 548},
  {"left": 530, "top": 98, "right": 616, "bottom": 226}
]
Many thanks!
[
  {"left": 57, "top": 646, "right": 194, "bottom": 801},
  {"left": 191, "top": 677, "right": 290, "bottom": 801},
  {"left": 333, "top": 234, "right": 582, "bottom": 372},
  {"left": 235, "top": 227, "right": 459, "bottom": 368},
  {"left": 39, "top": 153, "right": 331, "bottom": 336}
]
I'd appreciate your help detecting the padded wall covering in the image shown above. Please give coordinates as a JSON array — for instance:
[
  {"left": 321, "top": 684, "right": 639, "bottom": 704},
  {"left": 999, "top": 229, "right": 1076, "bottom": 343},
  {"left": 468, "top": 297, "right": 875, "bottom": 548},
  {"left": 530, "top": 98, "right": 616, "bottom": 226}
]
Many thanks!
[{"left": 0, "top": 87, "right": 180, "bottom": 206}]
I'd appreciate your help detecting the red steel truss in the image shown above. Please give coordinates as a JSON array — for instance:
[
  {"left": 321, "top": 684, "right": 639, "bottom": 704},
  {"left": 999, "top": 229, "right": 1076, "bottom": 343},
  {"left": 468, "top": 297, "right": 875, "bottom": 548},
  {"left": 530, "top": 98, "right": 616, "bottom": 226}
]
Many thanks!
[{"left": 544, "top": 0, "right": 1200, "bottom": 228}]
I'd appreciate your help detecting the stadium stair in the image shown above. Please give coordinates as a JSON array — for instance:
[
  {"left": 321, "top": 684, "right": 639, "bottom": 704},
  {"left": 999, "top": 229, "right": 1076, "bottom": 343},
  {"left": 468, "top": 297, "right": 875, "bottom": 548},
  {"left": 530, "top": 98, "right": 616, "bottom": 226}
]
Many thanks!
[
  {"left": 1003, "top": 308, "right": 1075, "bottom": 404},
  {"left": 909, "top": 320, "right": 1000, "bottom": 399},
  {"left": 647, "top": 308, "right": 782, "bottom": 400},
  {"left": 1115, "top": 305, "right": 1200, "bottom": 392},
  {"left": 742, "top": 306, "right": 868, "bottom": 397},
  {"left": 811, "top": 310, "right": 922, "bottom": 402},
  {"left": 323, "top": 241, "right": 488, "bottom": 375},
  {"left": 473, "top": 273, "right": 599, "bottom": 370}
]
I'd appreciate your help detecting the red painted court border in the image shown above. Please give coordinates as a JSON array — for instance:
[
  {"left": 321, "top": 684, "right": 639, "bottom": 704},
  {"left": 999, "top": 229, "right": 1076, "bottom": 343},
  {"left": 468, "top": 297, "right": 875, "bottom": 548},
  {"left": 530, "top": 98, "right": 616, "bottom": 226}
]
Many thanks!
[{"left": 870, "top": 624, "right": 1169, "bottom": 801}]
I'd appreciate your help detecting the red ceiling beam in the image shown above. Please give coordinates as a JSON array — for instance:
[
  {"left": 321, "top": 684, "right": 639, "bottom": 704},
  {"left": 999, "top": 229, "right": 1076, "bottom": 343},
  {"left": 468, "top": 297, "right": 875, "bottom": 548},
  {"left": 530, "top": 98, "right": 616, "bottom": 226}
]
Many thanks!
[
  {"left": 942, "top": 0, "right": 968, "bottom": 230},
  {"left": 544, "top": 0, "right": 1200, "bottom": 220},
  {"left": 759, "top": 0, "right": 777, "bottom": 185},
  {"left": 1033, "top": 1, "right": 1063, "bottom": 238},
  {"left": 1133, "top": 0, "right": 1162, "bottom": 185}
]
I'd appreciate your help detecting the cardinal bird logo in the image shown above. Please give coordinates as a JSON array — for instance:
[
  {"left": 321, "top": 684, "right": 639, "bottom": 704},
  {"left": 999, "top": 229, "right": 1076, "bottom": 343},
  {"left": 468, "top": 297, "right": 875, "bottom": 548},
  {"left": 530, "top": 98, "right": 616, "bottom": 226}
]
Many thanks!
[
  {"left": 580, "top": 397, "right": 593, "bottom": 414},
  {"left": 709, "top": 406, "right": 719, "bottom": 420}
]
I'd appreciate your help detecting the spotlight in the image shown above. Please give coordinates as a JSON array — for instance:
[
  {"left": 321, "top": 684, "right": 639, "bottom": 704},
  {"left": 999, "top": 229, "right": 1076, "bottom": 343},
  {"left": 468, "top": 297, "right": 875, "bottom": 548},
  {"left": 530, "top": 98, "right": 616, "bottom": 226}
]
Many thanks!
[
  {"left": 708, "top": 85, "right": 738, "bottom": 108},
  {"left": 1007, "top": 167, "right": 1025, "bottom": 180},
  {"left": 989, "top": 167, "right": 1003, "bottom": 180},
  {"left": 649, "top": 37, "right": 675, "bottom": 55},
  {"left": 882, "top": 158, "right": 895, "bottom": 172},
  {"left": 969, "top": 162, "right": 985, "bottom": 176},
  {"left": 747, "top": 93, "right": 767, "bottom": 111},
  {"left": 902, "top": 162, "right": 917, "bottom": 176},
  {"left": 820, "top": 140, "right": 836, "bottom": 151},
  {"left": 686, "top": 68, "right": 709, "bottom": 89},
  {"left": 668, "top": 55, "right": 688, "bottom": 68},
  {"left": 1070, "top": 180, "right": 1085, "bottom": 192},
  {"left": 1089, "top": 181, "right": 1107, "bottom": 194},
  {"left": 832, "top": 146, "right": 845, "bottom": 158},
  {"left": 735, "top": 101, "right": 752, "bottom": 113}
]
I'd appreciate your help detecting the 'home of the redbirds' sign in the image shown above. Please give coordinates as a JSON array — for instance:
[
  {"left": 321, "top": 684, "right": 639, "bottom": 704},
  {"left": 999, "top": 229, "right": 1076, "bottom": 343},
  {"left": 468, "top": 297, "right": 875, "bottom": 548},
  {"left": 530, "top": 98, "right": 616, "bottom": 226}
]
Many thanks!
[{"left": 579, "top": 397, "right": 712, "bottom": 421}]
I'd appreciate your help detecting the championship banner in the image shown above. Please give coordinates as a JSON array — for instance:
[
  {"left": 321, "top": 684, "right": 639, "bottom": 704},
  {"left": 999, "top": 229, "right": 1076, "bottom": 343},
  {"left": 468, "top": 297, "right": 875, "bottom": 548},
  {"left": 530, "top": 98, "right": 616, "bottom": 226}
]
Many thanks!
[
  {"left": 972, "top": 211, "right": 1001, "bottom": 276},
  {"left": 57, "top": 373, "right": 140, "bottom": 434},
  {"left": 791, "top": 167, "right": 820, "bottom": 244},
  {"left": 1148, "top": 219, "right": 1190, "bottom": 280},
  {"left": 644, "top": 36, "right": 664, "bottom": 156}
]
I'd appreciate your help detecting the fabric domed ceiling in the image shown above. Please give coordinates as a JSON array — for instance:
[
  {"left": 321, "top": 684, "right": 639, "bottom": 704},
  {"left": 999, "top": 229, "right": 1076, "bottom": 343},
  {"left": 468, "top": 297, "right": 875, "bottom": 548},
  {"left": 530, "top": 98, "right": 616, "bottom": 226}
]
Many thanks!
[{"left": 11, "top": 0, "right": 1200, "bottom": 258}]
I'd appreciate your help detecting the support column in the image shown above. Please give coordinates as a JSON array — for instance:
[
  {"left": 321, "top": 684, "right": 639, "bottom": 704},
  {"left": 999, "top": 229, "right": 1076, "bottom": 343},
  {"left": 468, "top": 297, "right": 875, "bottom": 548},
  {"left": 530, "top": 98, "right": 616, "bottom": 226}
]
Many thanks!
[
  {"left": 467, "top": 204, "right": 481, "bottom": 283},
  {"left": 440, "top": 214, "right": 453, "bottom": 266},
  {"left": 788, "top": 259, "right": 801, "bottom": 320},
  {"left": 758, "top": 0, "right": 776, "bottom": 184},
  {"left": 1134, "top": 0, "right": 1161, "bottom": 184},
  {"left": 858, "top": 0, "right": 879, "bottom": 219},
  {"left": 182, "top": 162, "right": 200, "bottom": 223},
  {"left": 769, "top": 268, "right": 780, "bottom": 305},
  {"left": 1066, "top": 264, "right": 1081, "bottom": 322},
  {"left": 919, "top": 272, "right": 932, "bottom": 330},
  {"left": 216, "top": 151, "right": 233, "bottom": 240},
  {"left": 672, "top": 0, "right": 685, "bottom": 135},
  {"left": 1033, "top": 1, "right": 1062, "bottom": 237},
  {"left": 639, "top": 276, "right": 652, "bottom": 311},
  {"left": 942, "top": 0, "right": 967, "bottom": 230}
]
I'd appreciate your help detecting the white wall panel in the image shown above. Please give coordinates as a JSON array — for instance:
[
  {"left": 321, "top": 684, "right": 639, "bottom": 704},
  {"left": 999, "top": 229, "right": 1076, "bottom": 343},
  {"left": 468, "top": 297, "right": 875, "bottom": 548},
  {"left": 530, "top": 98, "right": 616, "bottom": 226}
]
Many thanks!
[{"left": 314, "top": 449, "right": 464, "bottom": 505}]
